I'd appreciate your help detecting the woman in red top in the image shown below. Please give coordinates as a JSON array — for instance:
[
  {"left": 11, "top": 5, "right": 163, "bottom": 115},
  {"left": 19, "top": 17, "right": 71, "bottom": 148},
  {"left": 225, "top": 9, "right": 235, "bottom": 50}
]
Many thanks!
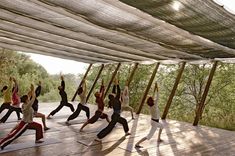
[{"left": 80, "top": 79, "right": 110, "bottom": 131}]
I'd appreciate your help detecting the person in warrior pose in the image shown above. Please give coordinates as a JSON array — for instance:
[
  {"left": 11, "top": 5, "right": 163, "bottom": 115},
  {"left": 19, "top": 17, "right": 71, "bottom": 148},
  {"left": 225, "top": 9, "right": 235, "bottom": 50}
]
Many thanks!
[
  {"left": 0, "top": 84, "right": 44, "bottom": 150},
  {"left": 0, "top": 77, "right": 13, "bottom": 115},
  {"left": 47, "top": 75, "right": 74, "bottom": 119},
  {"left": 95, "top": 79, "right": 130, "bottom": 141},
  {"left": 0, "top": 78, "right": 22, "bottom": 123},
  {"left": 135, "top": 82, "right": 163, "bottom": 148},
  {"left": 121, "top": 84, "right": 134, "bottom": 119},
  {"left": 66, "top": 80, "right": 90, "bottom": 125},
  {"left": 80, "top": 79, "right": 110, "bottom": 131},
  {"left": 32, "top": 81, "right": 50, "bottom": 130}
]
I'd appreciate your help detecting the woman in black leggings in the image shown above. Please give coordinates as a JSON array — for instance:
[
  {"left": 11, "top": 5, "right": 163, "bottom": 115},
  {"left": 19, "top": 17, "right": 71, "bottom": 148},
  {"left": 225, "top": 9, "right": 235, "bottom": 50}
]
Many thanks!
[
  {"left": 47, "top": 75, "right": 74, "bottom": 119},
  {"left": 95, "top": 79, "right": 130, "bottom": 141}
]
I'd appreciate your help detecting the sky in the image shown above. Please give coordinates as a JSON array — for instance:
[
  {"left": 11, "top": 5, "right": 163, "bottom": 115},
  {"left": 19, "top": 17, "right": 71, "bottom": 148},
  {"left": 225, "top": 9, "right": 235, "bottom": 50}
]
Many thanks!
[
  {"left": 23, "top": 0, "right": 235, "bottom": 74},
  {"left": 24, "top": 52, "right": 88, "bottom": 75},
  {"left": 213, "top": 0, "right": 235, "bottom": 14}
]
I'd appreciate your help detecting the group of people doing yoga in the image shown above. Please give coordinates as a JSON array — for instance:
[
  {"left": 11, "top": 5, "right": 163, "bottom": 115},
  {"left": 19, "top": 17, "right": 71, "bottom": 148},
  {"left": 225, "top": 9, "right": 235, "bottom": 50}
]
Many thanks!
[{"left": 0, "top": 74, "right": 163, "bottom": 150}]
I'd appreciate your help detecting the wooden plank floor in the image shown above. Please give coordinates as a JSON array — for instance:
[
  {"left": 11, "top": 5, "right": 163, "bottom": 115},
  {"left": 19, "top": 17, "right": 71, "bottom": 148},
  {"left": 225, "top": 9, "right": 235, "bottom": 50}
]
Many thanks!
[{"left": 0, "top": 102, "right": 235, "bottom": 156}]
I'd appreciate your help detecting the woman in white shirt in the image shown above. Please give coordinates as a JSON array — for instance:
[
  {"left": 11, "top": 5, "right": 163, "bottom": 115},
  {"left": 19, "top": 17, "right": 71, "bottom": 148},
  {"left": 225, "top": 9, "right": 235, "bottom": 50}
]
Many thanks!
[
  {"left": 121, "top": 86, "right": 134, "bottom": 119},
  {"left": 0, "top": 84, "right": 44, "bottom": 150},
  {"left": 135, "top": 83, "right": 163, "bottom": 148}
]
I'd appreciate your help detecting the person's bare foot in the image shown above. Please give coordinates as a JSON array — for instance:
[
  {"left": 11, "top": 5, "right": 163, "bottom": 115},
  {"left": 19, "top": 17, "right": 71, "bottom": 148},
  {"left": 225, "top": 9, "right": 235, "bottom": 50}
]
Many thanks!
[
  {"left": 65, "top": 121, "right": 70, "bottom": 125},
  {"left": 44, "top": 127, "right": 50, "bottom": 131},
  {"left": 157, "top": 139, "right": 163, "bottom": 142},
  {"left": 125, "top": 132, "right": 131, "bottom": 137},
  {"left": 35, "top": 140, "right": 44, "bottom": 143},
  {"left": 135, "top": 144, "right": 143, "bottom": 148},
  {"left": 94, "top": 138, "right": 102, "bottom": 142}
]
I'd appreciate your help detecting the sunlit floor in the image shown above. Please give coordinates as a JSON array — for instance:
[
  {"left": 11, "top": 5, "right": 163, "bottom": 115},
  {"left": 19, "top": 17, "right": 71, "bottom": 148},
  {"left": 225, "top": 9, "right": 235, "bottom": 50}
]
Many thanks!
[{"left": 0, "top": 102, "right": 235, "bottom": 156}]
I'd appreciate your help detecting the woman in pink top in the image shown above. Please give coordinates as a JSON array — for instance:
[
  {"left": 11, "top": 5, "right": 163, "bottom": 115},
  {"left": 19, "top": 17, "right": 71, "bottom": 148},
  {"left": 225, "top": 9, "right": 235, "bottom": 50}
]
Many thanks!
[
  {"left": 0, "top": 78, "right": 22, "bottom": 123},
  {"left": 11, "top": 78, "right": 21, "bottom": 118}
]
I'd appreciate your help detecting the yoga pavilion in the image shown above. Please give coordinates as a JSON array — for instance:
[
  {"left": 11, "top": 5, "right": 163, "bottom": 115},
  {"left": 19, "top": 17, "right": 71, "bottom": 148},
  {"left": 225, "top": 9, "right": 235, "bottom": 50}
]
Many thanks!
[{"left": 0, "top": 0, "right": 235, "bottom": 155}]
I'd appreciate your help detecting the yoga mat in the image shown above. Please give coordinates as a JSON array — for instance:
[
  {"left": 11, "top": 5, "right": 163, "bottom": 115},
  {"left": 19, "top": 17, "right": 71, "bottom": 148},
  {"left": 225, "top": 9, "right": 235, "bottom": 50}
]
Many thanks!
[
  {"left": 0, "top": 138, "right": 61, "bottom": 154},
  {"left": 0, "top": 122, "right": 19, "bottom": 129},
  {"left": 4, "top": 118, "right": 19, "bottom": 123},
  {"left": 118, "top": 138, "right": 176, "bottom": 152},
  {"left": 77, "top": 132, "right": 138, "bottom": 146},
  {"left": 57, "top": 119, "right": 87, "bottom": 126},
  {"left": 75, "top": 126, "right": 106, "bottom": 135},
  {"left": 57, "top": 118, "right": 105, "bottom": 126},
  {"left": 0, "top": 128, "right": 60, "bottom": 139},
  {"left": 48, "top": 114, "right": 71, "bottom": 120},
  {"left": 76, "top": 122, "right": 124, "bottom": 135}
]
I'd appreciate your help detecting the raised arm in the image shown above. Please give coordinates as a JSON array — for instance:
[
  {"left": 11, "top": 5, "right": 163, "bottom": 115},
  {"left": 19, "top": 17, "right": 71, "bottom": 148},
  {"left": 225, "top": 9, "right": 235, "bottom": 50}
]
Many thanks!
[
  {"left": 12, "top": 78, "right": 18, "bottom": 94},
  {"left": 28, "top": 84, "right": 36, "bottom": 106},
  {"left": 153, "top": 82, "right": 159, "bottom": 102},
  {"left": 123, "top": 86, "right": 129, "bottom": 96},
  {"left": 35, "top": 86, "right": 41, "bottom": 97},
  {"left": 100, "top": 79, "right": 105, "bottom": 99},
  {"left": 112, "top": 78, "right": 118, "bottom": 94},
  {"left": 114, "top": 79, "right": 120, "bottom": 99},
  {"left": 82, "top": 80, "right": 87, "bottom": 96},
  {"left": 60, "top": 75, "right": 65, "bottom": 90},
  {"left": 116, "top": 84, "right": 121, "bottom": 99},
  {"left": 7, "top": 77, "right": 13, "bottom": 94},
  {"left": 112, "top": 85, "right": 116, "bottom": 94}
]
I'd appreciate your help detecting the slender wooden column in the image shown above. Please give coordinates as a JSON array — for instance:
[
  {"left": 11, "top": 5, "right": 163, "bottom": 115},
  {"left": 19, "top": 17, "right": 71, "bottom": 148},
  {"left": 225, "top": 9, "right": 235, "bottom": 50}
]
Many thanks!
[
  {"left": 86, "top": 64, "right": 104, "bottom": 102},
  {"left": 71, "top": 64, "right": 92, "bottom": 101},
  {"left": 193, "top": 61, "right": 218, "bottom": 126},
  {"left": 137, "top": 63, "right": 160, "bottom": 114},
  {"left": 126, "top": 63, "right": 139, "bottom": 87},
  {"left": 104, "top": 63, "right": 121, "bottom": 98},
  {"left": 162, "top": 62, "right": 186, "bottom": 119}
]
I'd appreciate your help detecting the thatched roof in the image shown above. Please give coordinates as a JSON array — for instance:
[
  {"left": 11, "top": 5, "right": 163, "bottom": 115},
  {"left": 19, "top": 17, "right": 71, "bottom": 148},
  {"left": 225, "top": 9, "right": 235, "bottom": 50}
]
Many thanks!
[{"left": 0, "top": 0, "right": 235, "bottom": 63}]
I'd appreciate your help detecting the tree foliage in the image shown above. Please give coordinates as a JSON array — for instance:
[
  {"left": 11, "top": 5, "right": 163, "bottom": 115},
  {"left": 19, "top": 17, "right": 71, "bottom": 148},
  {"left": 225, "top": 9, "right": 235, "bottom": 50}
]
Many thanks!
[
  {"left": 86, "top": 62, "right": 235, "bottom": 131},
  {"left": 0, "top": 50, "right": 78, "bottom": 102}
]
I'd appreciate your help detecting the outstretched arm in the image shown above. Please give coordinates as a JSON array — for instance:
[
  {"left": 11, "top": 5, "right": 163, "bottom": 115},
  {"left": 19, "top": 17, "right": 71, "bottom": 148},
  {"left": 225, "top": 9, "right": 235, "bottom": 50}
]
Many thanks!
[
  {"left": 35, "top": 81, "right": 42, "bottom": 97},
  {"left": 115, "top": 79, "right": 120, "bottom": 99},
  {"left": 82, "top": 80, "right": 87, "bottom": 96},
  {"left": 12, "top": 78, "right": 18, "bottom": 93},
  {"left": 124, "top": 86, "right": 129, "bottom": 96},
  {"left": 112, "top": 85, "right": 116, "bottom": 94},
  {"left": 116, "top": 84, "right": 121, "bottom": 99},
  {"left": 7, "top": 77, "right": 13, "bottom": 94},
  {"left": 28, "top": 84, "right": 36, "bottom": 107},
  {"left": 153, "top": 82, "right": 159, "bottom": 102},
  {"left": 112, "top": 78, "right": 118, "bottom": 94},
  {"left": 100, "top": 79, "right": 105, "bottom": 99},
  {"left": 61, "top": 75, "right": 65, "bottom": 90}
]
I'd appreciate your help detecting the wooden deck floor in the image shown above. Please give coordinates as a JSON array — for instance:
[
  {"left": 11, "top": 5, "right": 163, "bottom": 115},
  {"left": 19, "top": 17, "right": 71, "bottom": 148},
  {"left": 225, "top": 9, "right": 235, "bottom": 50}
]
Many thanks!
[{"left": 0, "top": 102, "right": 235, "bottom": 156}]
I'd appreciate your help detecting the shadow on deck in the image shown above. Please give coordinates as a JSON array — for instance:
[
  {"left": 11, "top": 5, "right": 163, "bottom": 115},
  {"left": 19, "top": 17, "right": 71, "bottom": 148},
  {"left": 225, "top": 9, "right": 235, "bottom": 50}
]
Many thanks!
[{"left": 0, "top": 102, "right": 234, "bottom": 156}]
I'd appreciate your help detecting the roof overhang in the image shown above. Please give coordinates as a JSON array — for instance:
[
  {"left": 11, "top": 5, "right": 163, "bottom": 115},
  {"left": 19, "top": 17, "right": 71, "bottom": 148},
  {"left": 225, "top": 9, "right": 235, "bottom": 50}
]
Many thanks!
[{"left": 0, "top": 0, "right": 235, "bottom": 64}]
